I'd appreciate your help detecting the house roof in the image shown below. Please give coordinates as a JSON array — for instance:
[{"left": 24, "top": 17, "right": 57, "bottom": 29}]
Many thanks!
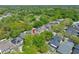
[
  {"left": 11, "top": 37, "right": 23, "bottom": 44},
  {"left": 0, "top": 40, "right": 15, "bottom": 52},
  {"left": 57, "top": 41, "right": 74, "bottom": 54},
  {"left": 75, "top": 45, "right": 79, "bottom": 49},
  {"left": 67, "top": 27, "right": 75, "bottom": 34},
  {"left": 66, "top": 27, "right": 79, "bottom": 36},
  {"left": 73, "top": 44, "right": 79, "bottom": 54},
  {"left": 73, "top": 49, "right": 79, "bottom": 54},
  {"left": 49, "top": 35, "right": 61, "bottom": 48}
]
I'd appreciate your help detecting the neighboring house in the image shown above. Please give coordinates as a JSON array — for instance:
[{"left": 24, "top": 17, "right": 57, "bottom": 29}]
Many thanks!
[
  {"left": 49, "top": 35, "right": 62, "bottom": 48},
  {"left": 66, "top": 21, "right": 79, "bottom": 36},
  {"left": 73, "top": 44, "right": 79, "bottom": 54},
  {"left": 0, "top": 32, "right": 23, "bottom": 54},
  {"left": 0, "top": 40, "right": 16, "bottom": 53},
  {"left": 66, "top": 22, "right": 79, "bottom": 36},
  {"left": 66, "top": 27, "right": 79, "bottom": 36},
  {"left": 11, "top": 37, "right": 23, "bottom": 46},
  {"left": 73, "top": 21, "right": 79, "bottom": 31},
  {"left": 57, "top": 41, "right": 74, "bottom": 54}
]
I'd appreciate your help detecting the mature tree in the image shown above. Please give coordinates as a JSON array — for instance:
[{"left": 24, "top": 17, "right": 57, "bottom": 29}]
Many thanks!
[
  {"left": 33, "top": 21, "right": 43, "bottom": 28},
  {"left": 70, "top": 35, "right": 79, "bottom": 44},
  {"left": 9, "top": 21, "right": 27, "bottom": 37},
  {"left": 41, "top": 31, "right": 53, "bottom": 41},
  {"left": 52, "top": 24, "right": 65, "bottom": 33},
  {"left": 23, "top": 32, "right": 49, "bottom": 54},
  {"left": 40, "top": 15, "right": 49, "bottom": 24},
  {"left": 23, "top": 45, "right": 38, "bottom": 54},
  {"left": 0, "top": 28, "right": 8, "bottom": 39},
  {"left": 60, "top": 18, "right": 73, "bottom": 27}
]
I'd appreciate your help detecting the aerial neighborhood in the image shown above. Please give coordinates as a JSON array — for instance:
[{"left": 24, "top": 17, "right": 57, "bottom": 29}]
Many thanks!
[{"left": 0, "top": 6, "right": 79, "bottom": 54}]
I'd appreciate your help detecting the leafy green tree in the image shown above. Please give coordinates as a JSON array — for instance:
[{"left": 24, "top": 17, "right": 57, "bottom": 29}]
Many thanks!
[
  {"left": 70, "top": 35, "right": 79, "bottom": 44},
  {"left": 23, "top": 34, "right": 38, "bottom": 54},
  {"left": 59, "top": 30, "right": 70, "bottom": 37},
  {"left": 40, "top": 15, "right": 49, "bottom": 24},
  {"left": 41, "top": 31, "right": 53, "bottom": 41},
  {"left": 52, "top": 24, "right": 65, "bottom": 33},
  {"left": 23, "top": 45, "right": 38, "bottom": 54},
  {"left": 23, "top": 32, "right": 49, "bottom": 54},
  {"left": 0, "top": 28, "right": 7, "bottom": 39},
  {"left": 33, "top": 21, "right": 43, "bottom": 28},
  {"left": 39, "top": 43, "right": 48, "bottom": 53},
  {"left": 60, "top": 18, "right": 73, "bottom": 27},
  {"left": 9, "top": 21, "right": 27, "bottom": 37}
]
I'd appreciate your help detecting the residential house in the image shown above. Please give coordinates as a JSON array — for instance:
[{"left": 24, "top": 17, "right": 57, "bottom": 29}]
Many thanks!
[
  {"left": 73, "top": 44, "right": 79, "bottom": 54},
  {"left": 57, "top": 41, "right": 74, "bottom": 54},
  {"left": 66, "top": 21, "right": 79, "bottom": 36},
  {"left": 0, "top": 40, "right": 16, "bottom": 53},
  {"left": 49, "top": 35, "right": 62, "bottom": 48},
  {"left": 11, "top": 37, "right": 23, "bottom": 46},
  {"left": 66, "top": 27, "right": 79, "bottom": 36}
]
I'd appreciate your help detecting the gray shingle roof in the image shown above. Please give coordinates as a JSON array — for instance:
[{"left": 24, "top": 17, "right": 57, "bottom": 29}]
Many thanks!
[
  {"left": 73, "top": 45, "right": 79, "bottom": 54},
  {"left": 57, "top": 41, "right": 74, "bottom": 54},
  {"left": 0, "top": 40, "right": 16, "bottom": 53},
  {"left": 49, "top": 35, "right": 61, "bottom": 48},
  {"left": 73, "top": 49, "right": 79, "bottom": 54},
  {"left": 66, "top": 27, "right": 79, "bottom": 36},
  {"left": 75, "top": 45, "right": 79, "bottom": 49}
]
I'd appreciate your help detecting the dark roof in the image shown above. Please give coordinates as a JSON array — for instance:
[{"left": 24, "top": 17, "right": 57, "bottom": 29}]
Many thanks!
[
  {"left": 73, "top": 45, "right": 79, "bottom": 54},
  {"left": 66, "top": 27, "right": 79, "bottom": 36},
  {"left": 57, "top": 41, "right": 74, "bottom": 54},
  {"left": 73, "top": 49, "right": 79, "bottom": 54},
  {"left": 11, "top": 37, "right": 23, "bottom": 44},
  {"left": 75, "top": 45, "right": 79, "bottom": 49},
  {"left": 49, "top": 35, "right": 61, "bottom": 48},
  {"left": 67, "top": 27, "right": 75, "bottom": 34}
]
